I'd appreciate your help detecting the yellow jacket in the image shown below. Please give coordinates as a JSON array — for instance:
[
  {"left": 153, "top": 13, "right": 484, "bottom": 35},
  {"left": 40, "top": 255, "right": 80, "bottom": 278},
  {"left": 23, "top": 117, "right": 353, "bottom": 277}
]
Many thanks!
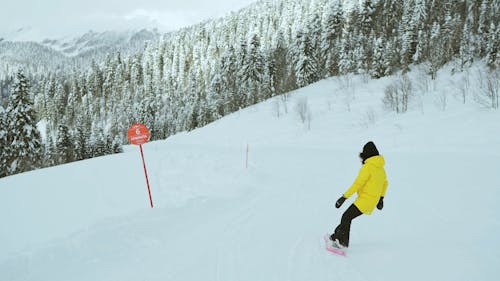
[{"left": 343, "top": 155, "right": 388, "bottom": 215}]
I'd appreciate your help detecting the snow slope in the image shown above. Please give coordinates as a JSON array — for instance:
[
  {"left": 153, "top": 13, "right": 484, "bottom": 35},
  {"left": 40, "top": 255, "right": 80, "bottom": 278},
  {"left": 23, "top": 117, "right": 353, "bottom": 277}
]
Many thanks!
[{"left": 1, "top": 63, "right": 500, "bottom": 281}]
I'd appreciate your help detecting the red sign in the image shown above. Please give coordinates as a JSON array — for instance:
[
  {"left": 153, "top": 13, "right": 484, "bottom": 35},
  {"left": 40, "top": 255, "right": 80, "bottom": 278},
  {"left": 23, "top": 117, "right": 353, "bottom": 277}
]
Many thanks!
[
  {"left": 127, "top": 123, "right": 154, "bottom": 208},
  {"left": 128, "top": 123, "right": 150, "bottom": 145}
]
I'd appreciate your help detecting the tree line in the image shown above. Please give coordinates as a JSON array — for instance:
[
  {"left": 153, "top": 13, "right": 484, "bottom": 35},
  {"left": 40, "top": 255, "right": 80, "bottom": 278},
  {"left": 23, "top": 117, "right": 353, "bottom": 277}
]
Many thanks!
[{"left": 1, "top": 0, "right": 498, "bottom": 177}]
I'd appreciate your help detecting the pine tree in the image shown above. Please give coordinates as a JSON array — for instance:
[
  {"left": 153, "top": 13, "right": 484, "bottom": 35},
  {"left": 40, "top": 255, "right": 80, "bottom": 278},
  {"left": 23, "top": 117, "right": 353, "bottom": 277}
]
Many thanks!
[
  {"left": 370, "top": 37, "right": 385, "bottom": 78},
  {"left": 236, "top": 36, "right": 249, "bottom": 108},
  {"left": 294, "top": 29, "right": 318, "bottom": 87},
  {"left": 218, "top": 46, "right": 238, "bottom": 113},
  {"left": 208, "top": 73, "right": 224, "bottom": 119},
  {"left": 33, "top": 76, "right": 47, "bottom": 121},
  {"left": 111, "top": 136, "right": 123, "bottom": 154},
  {"left": 306, "top": 10, "right": 323, "bottom": 76},
  {"left": 353, "top": 31, "right": 369, "bottom": 75},
  {"left": 338, "top": 29, "right": 353, "bottom": 75},
  {"left": 380, "top": 0, "right": 403, "bottom": 37},
  {"left": 428, "top": 22, "right": 444, "bottom": 79},
  {"left": 42, "top": 134, "right": 57, "bottom": 168},
  {"left": 184, "top": 69, "right": 199, "bottom": 131},
  {"left": 154, "top": 38, "right": 167, "bottom": 93},
  {"left": 485, "top": 22, "right": 498, "bottom": 69},
  {"left": 53, "top": 82, "right": 68, "bottom": 123},
  {"left": 65, "top": 78, "right": 81, "bottom": 126},
  {"left": 130, "top": 55, "right": 144, "bottom": 96},
  {"left": 400, "top": 1, "right": 417, "bottom": 71},
  {"left": 242, "top": 33, "right": 264, "bottom": 104},
  {"left": 56, "top": 124, "right": 74, "bottom": 164},
  {"left": 263, "top": 51, "right": 277, "bottom": 99},
  {"left": 478, "top": 0, "right": 491, "bottom": 56},
  {"left": 441, "top": 5, "right": 460, "bottom": 63},
  {"left": 89, "top": 128, "right": 106, "bottom": 158},
  {"left": 193, "top": 68, "right": 210, "bottom": 128},
  {"left": 43, "top": 75, "right": 56, "bottom": 131},
  {"left": 412, "top": 0, "right": 429, "bottom": 64},
  {"left": 412, "top": 29, "right": 426, "bottom": 64},
  {"left": 321, "top": 0, "right": 343, "bottom": 77},
  {"left": 5, "top": 71, "right": 43, "bottom": 175},
  {"left": 359, "top": 0, "right": 375, "bottom": 36},
  {"left": 0, "top": 105, "right": 8, "bottom": 177},
  {"left": 459, "top": 22, "right": 475, "bottom": 69},
  {"left": 272, "top": 32, "right": 291, "bottom": 93},
  {"left": 382, "top": 39, "right": 396, "bottom": 76},
  {"left": 73, "top": 118, "right": 88, "bottom": 161}
]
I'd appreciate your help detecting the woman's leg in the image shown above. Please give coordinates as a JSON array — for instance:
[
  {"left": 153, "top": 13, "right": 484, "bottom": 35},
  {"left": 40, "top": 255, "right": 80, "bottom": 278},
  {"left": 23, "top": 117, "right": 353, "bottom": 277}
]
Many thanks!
[{"left": 331, "top": 204, "right": 363, "bottom": 247}]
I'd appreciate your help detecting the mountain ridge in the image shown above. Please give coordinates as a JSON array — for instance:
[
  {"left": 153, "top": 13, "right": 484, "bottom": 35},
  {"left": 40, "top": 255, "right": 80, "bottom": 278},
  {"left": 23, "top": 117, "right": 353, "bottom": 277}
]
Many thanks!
[{"left": 0, "top": 28, "right": 161, "bottom": 76}]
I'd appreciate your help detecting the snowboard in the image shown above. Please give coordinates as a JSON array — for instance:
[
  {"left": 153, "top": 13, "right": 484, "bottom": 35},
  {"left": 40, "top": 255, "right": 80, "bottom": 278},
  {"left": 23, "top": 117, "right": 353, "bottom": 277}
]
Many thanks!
[{"left": 323, "top": 234, "right": 346, "bottom": 256}]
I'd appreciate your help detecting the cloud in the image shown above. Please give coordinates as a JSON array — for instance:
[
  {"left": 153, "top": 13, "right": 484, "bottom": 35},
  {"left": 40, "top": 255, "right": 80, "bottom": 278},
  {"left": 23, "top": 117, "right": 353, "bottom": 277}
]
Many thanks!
[
  {"left": 0, "top": 0, "right": 255, "bottom": 40},
  {"left": 122, "top": 9, "right": 209, "bottom": 31}
]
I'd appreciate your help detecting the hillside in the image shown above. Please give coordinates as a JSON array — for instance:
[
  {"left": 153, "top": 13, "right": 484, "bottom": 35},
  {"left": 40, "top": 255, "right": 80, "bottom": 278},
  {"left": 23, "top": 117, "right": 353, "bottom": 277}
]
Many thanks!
[
  {"left": 1, "top": 0, "right": 498, "bottom": 179},
  {"left": 1, "top": 64, "right": 499, "bottom": 281}
]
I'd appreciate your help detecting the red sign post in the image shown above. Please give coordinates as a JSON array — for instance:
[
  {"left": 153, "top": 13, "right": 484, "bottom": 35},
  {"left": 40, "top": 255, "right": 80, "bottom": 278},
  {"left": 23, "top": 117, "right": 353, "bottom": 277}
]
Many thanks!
[{"left": 128, "top": 123, "right": 154, "bottom": 208}]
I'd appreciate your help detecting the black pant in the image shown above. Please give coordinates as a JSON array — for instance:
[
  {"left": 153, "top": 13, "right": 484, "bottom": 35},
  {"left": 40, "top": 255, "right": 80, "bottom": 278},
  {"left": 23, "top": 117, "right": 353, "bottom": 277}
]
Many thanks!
[{"left": 331, "top": 204, "right": 363, "bottom": 247}]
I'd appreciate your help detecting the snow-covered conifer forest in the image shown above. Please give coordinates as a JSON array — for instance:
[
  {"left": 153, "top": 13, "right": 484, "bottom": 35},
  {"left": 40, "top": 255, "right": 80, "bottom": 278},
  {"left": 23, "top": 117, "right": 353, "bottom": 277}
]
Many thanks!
[{"left": 0, "top": 0, "right": 498, "bottom": 177}]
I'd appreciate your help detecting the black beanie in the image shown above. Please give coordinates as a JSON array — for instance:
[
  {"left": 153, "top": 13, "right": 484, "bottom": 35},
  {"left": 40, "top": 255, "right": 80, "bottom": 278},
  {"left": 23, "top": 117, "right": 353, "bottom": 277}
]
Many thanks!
[{"left": 359, "top": 141, "right": 379, "bottom": 164}]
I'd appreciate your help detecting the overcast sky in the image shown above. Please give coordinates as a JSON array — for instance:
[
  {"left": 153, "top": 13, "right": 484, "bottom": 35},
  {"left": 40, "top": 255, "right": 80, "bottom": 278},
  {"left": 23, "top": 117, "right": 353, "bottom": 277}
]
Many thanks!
[{"left": 0, "top": 0, "right": 257, "bottom": 40}]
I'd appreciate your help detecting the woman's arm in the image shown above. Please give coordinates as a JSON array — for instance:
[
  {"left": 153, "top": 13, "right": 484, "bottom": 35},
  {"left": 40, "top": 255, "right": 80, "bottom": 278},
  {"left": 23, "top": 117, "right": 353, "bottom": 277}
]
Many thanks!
[{"left": 343, "top": 165, "right": 370, "bottom": 198}]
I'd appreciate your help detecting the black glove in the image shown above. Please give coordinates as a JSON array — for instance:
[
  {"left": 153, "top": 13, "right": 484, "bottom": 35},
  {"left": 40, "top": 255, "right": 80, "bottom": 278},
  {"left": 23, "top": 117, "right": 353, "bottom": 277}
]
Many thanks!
[
  {"left": 377, "top": 197, "right": 384, "bottom": 210},
  {"left": 335, "top": 196, "right": 346, "bottom": 208}
]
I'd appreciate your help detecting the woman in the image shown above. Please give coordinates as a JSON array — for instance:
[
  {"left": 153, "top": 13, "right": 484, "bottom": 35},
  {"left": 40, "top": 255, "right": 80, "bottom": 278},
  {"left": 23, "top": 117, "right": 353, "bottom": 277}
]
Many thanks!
[{"left": 330, "top": 141, "right": 388, "bottom": 249}]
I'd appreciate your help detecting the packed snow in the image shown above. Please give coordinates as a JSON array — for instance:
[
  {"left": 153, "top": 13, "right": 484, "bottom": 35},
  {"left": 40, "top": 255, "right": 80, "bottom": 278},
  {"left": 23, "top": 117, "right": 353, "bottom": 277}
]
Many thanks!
[{"left": 1, "top": 63, "right": 499, "bottom": 281}]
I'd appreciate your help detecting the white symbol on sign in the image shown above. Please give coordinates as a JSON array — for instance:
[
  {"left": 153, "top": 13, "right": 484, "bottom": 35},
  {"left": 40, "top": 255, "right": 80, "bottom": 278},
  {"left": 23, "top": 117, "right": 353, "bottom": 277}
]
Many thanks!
[{"left": 136, "top": 128, "right": 141, "bottom": 135}]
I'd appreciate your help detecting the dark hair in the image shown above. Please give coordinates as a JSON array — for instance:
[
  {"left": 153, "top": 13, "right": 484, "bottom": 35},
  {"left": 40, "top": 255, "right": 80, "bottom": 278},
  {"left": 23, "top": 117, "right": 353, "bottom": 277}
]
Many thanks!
[{"left": 359, "top": 141, "right": 379, "bottom": 164}]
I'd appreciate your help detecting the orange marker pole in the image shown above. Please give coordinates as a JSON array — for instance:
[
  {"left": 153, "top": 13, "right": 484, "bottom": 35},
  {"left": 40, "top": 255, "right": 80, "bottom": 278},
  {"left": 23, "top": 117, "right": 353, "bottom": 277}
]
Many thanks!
[
  {"left": 139, "top": 144, "right": 154, "bottom": 208},
  {"left": 128, "top": 123, "right": 154, "bottom": 208}
]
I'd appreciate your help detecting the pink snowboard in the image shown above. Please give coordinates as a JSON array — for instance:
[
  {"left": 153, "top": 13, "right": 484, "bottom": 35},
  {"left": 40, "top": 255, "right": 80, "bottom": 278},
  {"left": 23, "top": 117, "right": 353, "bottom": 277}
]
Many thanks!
[{"left": 323, "top": 234, "right": 346, "bottom": 256}]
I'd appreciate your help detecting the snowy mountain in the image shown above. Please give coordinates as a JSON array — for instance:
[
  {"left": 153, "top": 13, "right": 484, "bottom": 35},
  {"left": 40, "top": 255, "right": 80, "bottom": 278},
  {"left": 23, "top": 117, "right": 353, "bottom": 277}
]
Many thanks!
[
  {"left": 0, "top": 26, "right": 40, "bottom": 42},
  {"left": 0, "top": 29, "right": 161, "bottom": 75},
  {"left": 1, "top": 63, "right": 499, "bottom": 281},
  {"left": 0, "top": 0, "right": 373, "bottom": 77},
  {"left": 0, "top": 41, "right": 67, "bottom": 74},
  {"left": 40, "top": 29, "right": 161, "bottom": 57}
]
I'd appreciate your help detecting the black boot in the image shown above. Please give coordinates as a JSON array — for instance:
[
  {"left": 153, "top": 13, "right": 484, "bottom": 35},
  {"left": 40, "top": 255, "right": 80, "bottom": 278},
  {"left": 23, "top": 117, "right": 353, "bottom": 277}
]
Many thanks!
[{"left": 329, "top": 233, "right": 336, "bottom": 241}]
